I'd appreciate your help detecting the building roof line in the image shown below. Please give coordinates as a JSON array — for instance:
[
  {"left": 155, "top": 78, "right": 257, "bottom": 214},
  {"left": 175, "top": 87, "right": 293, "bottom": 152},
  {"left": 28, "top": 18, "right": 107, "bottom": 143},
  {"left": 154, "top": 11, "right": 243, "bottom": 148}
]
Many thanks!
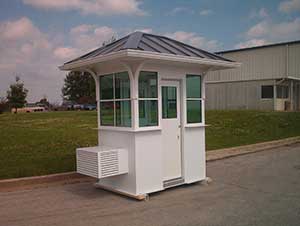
[{"left": 216, "top": 40, "right": 300, "bottom": 54}]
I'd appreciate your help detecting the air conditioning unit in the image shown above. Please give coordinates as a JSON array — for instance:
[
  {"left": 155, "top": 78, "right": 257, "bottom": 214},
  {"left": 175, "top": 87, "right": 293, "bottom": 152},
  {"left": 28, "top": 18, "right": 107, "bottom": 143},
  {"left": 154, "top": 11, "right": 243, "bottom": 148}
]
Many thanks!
[{"left": 76, "top": 146, "right": 128, "bottom": 179}]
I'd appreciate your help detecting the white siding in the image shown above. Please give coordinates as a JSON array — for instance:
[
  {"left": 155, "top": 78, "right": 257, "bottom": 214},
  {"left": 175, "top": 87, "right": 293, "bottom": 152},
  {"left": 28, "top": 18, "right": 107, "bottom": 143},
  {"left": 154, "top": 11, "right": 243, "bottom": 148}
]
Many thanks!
[
  {"left": 288, "top": 42, "right": 300, "bottom": 78},
  {"left": 207, "top": 45, "right": 287, "bottom": 82},
  {"left": 206, "top": 80, "right": 275, "bottom": 110}
]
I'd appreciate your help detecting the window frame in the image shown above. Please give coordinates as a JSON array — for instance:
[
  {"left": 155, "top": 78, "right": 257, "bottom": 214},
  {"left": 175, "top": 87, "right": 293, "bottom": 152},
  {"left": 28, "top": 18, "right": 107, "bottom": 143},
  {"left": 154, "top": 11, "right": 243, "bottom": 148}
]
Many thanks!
[
  {"left": 185, "top": 74, "right": 204, "bottom": 127},
  {"left": 138, "top": 71, "right": 159, "bottom": 128},
  {"left": 261, "top": 85, "right": 274, "bottom": 99},
  {"left": 99, "top": 71, "right": 132, "bottom": 128}
]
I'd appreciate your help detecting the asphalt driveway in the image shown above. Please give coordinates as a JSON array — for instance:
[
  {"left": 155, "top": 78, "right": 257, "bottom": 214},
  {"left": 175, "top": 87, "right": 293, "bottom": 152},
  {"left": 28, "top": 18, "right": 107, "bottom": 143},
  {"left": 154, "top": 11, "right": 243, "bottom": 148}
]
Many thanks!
[{"left": 1, "top": 144, "right": 300, "bottom": 226}]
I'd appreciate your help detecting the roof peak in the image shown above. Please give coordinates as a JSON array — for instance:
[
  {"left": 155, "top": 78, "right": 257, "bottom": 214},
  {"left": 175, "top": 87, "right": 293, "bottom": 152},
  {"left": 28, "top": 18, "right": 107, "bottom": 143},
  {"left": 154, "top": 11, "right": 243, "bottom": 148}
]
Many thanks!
[{"left": 63, "top": 31, "right": 233, "bottom": 65}]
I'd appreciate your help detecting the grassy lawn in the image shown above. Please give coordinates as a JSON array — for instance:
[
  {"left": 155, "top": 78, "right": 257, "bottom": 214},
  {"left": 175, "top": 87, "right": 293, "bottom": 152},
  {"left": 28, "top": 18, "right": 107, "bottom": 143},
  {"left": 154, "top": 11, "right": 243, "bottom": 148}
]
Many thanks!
[
  {"left": 0, "top": 111, "right": 97, "bottom": 179},
  {"left": 206, "top": 110, "right": 300, "bottom": 150},
  {"left": 1, "top": 110, "right": 300, "bottom": 179}
]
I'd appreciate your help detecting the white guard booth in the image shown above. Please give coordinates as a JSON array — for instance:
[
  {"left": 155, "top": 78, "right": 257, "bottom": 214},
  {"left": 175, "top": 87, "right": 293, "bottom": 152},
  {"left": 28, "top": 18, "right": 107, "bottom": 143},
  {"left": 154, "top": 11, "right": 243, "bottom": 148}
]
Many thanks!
[{"left": 60, "top": 32, "right": 240, "bottom": 200}]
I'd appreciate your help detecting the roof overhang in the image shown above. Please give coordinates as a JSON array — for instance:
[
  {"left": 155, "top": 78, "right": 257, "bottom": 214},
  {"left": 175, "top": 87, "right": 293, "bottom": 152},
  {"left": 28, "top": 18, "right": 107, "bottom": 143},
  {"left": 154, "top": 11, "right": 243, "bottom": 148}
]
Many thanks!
[{"left": 59, "top": 49, "right": 241, "bottom": 71}]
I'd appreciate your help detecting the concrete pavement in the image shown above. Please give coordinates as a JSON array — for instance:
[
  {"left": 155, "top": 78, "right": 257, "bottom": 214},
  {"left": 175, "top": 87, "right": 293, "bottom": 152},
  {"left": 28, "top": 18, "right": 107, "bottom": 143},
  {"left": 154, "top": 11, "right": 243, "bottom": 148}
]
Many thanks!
[{"left": 1, "top": 144, "right": 300, "bottom": 226}]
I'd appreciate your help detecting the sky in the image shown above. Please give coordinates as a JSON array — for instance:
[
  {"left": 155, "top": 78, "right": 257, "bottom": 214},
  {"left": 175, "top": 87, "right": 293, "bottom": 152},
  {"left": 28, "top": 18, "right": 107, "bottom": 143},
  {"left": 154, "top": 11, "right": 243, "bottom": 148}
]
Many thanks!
[{"left": 0, "top": 0, "right": 300, "bottom": 103}]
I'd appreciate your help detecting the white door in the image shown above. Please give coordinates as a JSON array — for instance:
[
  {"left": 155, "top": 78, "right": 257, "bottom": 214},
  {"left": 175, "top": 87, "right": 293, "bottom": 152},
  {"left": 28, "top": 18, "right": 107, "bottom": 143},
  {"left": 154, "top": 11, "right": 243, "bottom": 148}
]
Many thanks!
[{"left": 161, "top": 80, "right": 182, "bottom": 181}]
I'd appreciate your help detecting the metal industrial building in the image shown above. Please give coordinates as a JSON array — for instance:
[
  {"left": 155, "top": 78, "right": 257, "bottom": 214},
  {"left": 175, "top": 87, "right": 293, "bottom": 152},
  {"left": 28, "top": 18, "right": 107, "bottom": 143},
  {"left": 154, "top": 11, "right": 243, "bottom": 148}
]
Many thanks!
[{"left": 206, "top": 40, "right": 300, "bottom": 111}]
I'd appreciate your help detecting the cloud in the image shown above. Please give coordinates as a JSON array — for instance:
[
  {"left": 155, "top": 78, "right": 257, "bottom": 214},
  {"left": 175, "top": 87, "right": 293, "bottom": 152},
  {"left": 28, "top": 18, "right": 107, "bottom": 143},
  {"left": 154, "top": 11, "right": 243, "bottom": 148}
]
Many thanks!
[
  {"left": 53, "top": 47, "right": 78, "bottom": 60},
  {"left": 279, "top": 0, "right": 300, "bottom": 13},
  {"left": 235, "top": 39, "right": 269, "bottom": 48},
  {"left": 0, "top": 17, "right": 221, "bottom": 103},
  {"left": 246, "top": 18, "right": 300, "bottom": 41},
  {"left": 68, "top": 24, "right": 116, "bottom": 52},
  {"left": 165, "top": 31, "right": 221, "bottom": 51},
  {"left": 235, "top": 15, "right": 300, "bottom": 49},
  {"left": 0, "top": 18, "right": 123, "bottom": 103},
  {"left": 249, "top": 8, "right": 269, "bottom": 19},
  {"left": 199, "top": 9, "right": 213, "bottom": 16},
  {"left": 166, "top": 7, "right": 194, "bottom": 16},
  {"left": 22, "top": 0, "right": 147, "bottom": 16},
  {"left": 0, "top": 17, "right": 63, "bottom": 103}
]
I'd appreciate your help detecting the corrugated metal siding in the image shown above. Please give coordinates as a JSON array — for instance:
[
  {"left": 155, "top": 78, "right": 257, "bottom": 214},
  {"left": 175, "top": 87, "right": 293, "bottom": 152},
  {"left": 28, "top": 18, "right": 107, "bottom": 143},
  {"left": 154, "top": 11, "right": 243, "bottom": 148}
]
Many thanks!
[
  {"left": 205, "top": 80, "right": 275, "bottom": 110},
  {"left": 207, "top": 45, "right": 287, "bottom": 82},
  {"left": 288, "top": 42, "right": 300, "bottom": 78}
]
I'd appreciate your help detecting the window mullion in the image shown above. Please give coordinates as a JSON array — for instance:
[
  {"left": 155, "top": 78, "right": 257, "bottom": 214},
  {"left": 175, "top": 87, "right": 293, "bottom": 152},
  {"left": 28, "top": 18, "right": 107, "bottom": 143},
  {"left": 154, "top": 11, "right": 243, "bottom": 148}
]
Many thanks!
[{"left": 113, "top": 74, "right": 116, "bottom": 126}]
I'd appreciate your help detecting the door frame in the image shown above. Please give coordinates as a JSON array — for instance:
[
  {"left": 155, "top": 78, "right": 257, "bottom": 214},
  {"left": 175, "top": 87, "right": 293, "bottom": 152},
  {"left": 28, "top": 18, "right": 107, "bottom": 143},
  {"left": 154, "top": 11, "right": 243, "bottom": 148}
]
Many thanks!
[{"left": 160, "top": 79, "right": 184, "bottom": 182}]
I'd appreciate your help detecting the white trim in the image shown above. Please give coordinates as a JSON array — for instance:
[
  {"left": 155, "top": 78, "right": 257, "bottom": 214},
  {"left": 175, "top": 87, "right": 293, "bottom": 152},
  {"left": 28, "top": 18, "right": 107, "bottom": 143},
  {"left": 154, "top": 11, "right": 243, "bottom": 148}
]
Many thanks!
[
  {"left": 59, "top": 49, "right": 241, "bottom": 71},
  {"left": 288, "top": 76, "right": 300, "bottom": 81},
  {"left": 137, "top": 70, "right": 160, "bottom": 129},
  {"left": 184, "top": 123, "right": 206, "bottom": 128}
]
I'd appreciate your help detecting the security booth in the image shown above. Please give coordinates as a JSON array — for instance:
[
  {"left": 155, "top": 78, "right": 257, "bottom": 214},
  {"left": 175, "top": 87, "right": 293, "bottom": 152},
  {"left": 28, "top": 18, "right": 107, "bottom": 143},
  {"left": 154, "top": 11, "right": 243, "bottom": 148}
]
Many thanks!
[{"left": 59, "top": 32, "right": 239, "bottom": 200}]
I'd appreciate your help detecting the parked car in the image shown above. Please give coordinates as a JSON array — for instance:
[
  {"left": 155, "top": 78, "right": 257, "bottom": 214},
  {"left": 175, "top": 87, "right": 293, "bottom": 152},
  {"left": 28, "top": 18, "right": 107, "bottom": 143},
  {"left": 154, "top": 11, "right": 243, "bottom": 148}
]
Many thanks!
[
  {"left": 84, "top": 104, "right": 96, "bottom": 110},
  {"left": 73, "top": 104, "right": 85, "bottom": 110}
]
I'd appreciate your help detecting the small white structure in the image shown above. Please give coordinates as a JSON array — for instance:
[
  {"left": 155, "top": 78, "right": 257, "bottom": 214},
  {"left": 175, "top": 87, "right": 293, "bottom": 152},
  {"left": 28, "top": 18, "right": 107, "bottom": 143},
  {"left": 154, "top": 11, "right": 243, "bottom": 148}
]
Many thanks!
[{"left": 60, "top": 32, "right": 239, "bottom": 199}]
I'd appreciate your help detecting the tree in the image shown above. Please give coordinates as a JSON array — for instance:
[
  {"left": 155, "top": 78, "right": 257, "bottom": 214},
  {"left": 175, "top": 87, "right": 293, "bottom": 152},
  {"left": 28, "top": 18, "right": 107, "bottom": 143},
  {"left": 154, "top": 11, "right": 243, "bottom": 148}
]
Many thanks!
[
  {"left": 38, "top": 95, "right": 50, "bottom": 108},
  {"left": 62, "top": 71, "right": 96, "bottom": 104},
  {"left": 0, "top": 97, "right": 7, "bottom": 114},
  {"left": 102, "top": 36, "right": 117, "bottom": 46},
  {"left": 6, "top": 76, "right": 28, "bottom": 110}
]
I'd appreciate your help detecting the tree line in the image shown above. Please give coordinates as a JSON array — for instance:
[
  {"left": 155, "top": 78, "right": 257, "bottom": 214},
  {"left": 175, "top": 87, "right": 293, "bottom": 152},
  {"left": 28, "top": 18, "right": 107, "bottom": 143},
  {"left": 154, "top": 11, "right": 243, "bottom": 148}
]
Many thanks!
[{"left": 0, "top": 72, "right": 96, "bottom": 113}]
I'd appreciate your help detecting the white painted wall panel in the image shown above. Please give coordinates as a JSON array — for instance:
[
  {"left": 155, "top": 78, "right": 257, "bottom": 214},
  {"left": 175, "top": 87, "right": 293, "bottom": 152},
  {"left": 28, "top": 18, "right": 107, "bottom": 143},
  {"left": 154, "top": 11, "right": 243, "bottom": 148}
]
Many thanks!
[
  {"left": 97, "top": 130, "right": 137, "bottom": 195},
  {"left": 288, "top": 43, "right": 300, "bottom": 78},
  {"left": 206, "top": 80, "right": 275, "bottom": 110},
  {"left": 183, "top": 127, "right": 206, "bottom": 183},
  {"left": 135, "top": 131, "right": 164, "bottom": 194},
  {"left": 207, "top": 45, "right": 287, "bottom": 82}
]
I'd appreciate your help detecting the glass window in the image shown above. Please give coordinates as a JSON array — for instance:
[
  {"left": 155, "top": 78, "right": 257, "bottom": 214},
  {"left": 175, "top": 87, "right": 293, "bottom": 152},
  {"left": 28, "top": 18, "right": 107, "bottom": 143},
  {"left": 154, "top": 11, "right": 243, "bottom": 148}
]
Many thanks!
[
  {"left": 139, "top": 100, "right": 158, "bottom": 127},
  {"left": 162, "top": 86, "right": 177, "bottom": 119},
  {"left": 100, "top": 74, "right": 113, "bottom": 99},
  {"left": 99, "top": 72, "right": 131, "bottom": 127},
  {"left": 115, "top": 72, "right": 130, "bottom": 99},
  {"left": 186, "top": 75, "right": 201, "bottom": 98},
  {"left": 100, "top": 102, "right": 114, "bottom": 126},
  {"left": 186, "top": 75, "right": 202, "bottom": 124},
  {"left": 276, "top": 85, "right": 289, "bottom": 99},
  {"left": 116, "top": 101, "right": 131, "bottom": 127},
  {"left": 139, "top": 71, "right": 158, "bottom": 98},
  {"left": 138, "top": 71, "right": 158, "bottom": 127},
  {"left": 261, "top": 86, "right": 274, "bottom": 99},
  {"left": 187, "top": 100, "right": 201, "bottom": 123}
]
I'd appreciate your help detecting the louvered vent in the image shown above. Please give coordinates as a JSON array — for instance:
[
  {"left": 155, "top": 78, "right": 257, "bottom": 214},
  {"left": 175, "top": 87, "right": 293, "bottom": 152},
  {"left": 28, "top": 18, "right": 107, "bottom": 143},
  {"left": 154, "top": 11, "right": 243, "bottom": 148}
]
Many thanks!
[
  {"left": 76, "top": 146, "right": 128, "bottom": 179},
  {"left": 100, "top": 150, "right": 119, "bottom": 177}
]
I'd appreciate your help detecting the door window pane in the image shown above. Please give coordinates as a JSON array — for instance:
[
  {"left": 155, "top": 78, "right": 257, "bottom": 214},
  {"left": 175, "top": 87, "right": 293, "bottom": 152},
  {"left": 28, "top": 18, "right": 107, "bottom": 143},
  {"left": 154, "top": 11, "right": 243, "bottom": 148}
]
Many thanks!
[
  {"left": 115, "top": 72, "right": 130, "bottom": 99},
  {"left": 261, "top": 85, "right": 274, "bottom": 99},
  {"left": 187, "top": 100, "right": 202, "bottom": 123},
  {"left": 162, "top": 86, "right": 177, "bottom": 119},
  {"left": 100, "top": 102, "right": 114, "bottom": 126},
  {"left": 100, "top": 74, "right": 113, "bottom": 99},
  {"left": 139, "top": 71, "right": 158, "bottom": 98},
  {"left": 186, "top": 75, "right": 201, "bottom": 98},
  {"left": 116, "top": 101, "right": 131, "bottom": 127},
  {"left": 139, "top": 100, "right": 158, "bottom": 127}
]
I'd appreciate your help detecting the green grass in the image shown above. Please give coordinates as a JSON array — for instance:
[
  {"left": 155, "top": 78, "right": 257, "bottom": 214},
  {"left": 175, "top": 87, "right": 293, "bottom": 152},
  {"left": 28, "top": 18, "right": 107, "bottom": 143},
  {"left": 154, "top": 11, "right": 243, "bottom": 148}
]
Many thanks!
[
  {"left": 1, "top": 110, "right": 300, "bottom": 179},
  {"left": 0, "top": 111, "right": 97, "bottom": 179},
  {"left": 206, "top": 110, "right": 300, "bottom": 150}
]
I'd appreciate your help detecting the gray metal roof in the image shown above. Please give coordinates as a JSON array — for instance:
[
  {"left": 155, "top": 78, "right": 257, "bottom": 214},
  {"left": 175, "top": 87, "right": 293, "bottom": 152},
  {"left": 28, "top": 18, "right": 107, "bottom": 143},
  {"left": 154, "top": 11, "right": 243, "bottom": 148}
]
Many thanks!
[
  {"left": 216, "top": 39, "right": 300, "bottom": 54},
  {"left": 64, "top": 31, "right": 233, "bottom": 65}
]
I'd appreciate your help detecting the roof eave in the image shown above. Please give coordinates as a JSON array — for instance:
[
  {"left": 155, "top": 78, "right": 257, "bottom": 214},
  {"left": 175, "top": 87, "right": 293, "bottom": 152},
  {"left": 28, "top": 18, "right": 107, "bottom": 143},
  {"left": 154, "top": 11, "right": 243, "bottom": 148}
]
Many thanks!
[{"left": 59, "top": 49, "right": 241, "bottom": 71}]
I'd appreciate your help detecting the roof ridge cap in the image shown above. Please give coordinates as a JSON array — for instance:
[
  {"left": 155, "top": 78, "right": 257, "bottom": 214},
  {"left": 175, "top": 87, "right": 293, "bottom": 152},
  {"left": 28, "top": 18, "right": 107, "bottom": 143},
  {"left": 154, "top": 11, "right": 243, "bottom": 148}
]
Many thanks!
[{"left": 122, "top": 31, "right": 144, "bottom": 49}]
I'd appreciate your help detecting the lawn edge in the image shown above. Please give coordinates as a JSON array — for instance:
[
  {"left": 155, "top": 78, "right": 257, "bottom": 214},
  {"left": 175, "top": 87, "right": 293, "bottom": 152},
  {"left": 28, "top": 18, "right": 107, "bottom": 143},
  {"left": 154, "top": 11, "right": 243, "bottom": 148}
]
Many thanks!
[
  {"left": 1, "top": 136, "right": 300, "bottom": 192},
  {"left": 206, "top": 136, "right": 300, "bottom": 161},
  {"left": 0, "top": 172, "right": 96, "bottom": 192}
]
